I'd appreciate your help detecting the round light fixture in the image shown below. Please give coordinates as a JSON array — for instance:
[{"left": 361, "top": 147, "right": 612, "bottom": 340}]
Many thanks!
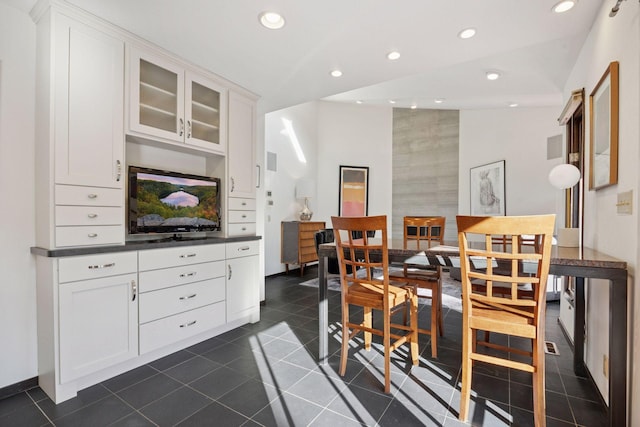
[
  {"left": 552, "top": 0, "right": 576, "bottom": 13},
  {"left": 486, "top": 71, "right": 501, "bottom": 81},
  {"left": 356, "top": 100, "right": 363, "bottom": 104},
  {"left": 330, "top": 69, "right": 343, "bottom": 77},
  {"left": 434, "top": 98, "right": 445, "bottom": 104},
  {"left": 387, "top": 51, "right": 401, "bottom": 61},
  {"left": 549, "top": 164, "right": 581, "bottom": 189},
  {"left": 259, "top": 11, "right": 285, "bottom": 29},
  {"left": 389, "top": 100, "right": 396, "bottom": 104},
  {"left": 410, "top": 104, "right": 417, "bottom": 110},
  {"left": 509, "top": 102, "right": 519, "bottom": 108},
  {"left": 458, "top": 28, "right": 476, "bottom": 39}
]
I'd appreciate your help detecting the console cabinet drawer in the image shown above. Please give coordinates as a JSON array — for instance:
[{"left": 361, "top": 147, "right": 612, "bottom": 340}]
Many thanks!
[
  {"left": 226, "top": 240, "right": 259, "bottom": 258},
  {"left": 227, "top": 223, "right": 256, "bottom": 236},
  {"left": 228, "top": 210, "right": 256, "bottom": 223},
  {"left": 138, "top": 261, "right": 225, "bottom": 293},
  {"left": 56, "top": 206, "right": 122, "bottom": 226},
  {"left": 139, "top": 277, "right": 225, "bottom": 324},
  {"left": 55, "top": 225, "right": 124, "bottom": 248},
  {"left": 228, "top": 198, "right": 256, "bottom": 211},
  {"left": 55, "top": 185, "right": 122, "bottom": 206},
  {"left": 138, "top": 244, "right": 225, "bottom": 271},
  {"left": 139, "top": 302, "right": 226, "bottom": 354},
  {"left": 58, "top": 251, "right": 137, "bottom": 283}
]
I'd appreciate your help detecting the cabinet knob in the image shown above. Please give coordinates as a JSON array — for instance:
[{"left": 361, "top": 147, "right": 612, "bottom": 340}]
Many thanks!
[
  {"left": 88, "top": 194, "right": 98, "bottom": 199},
  {"left": 87, "top": 213, "right": 98, "bottom": 219},
  {"left": 88, "top": 233, "right": 98, "bottom": 238}
]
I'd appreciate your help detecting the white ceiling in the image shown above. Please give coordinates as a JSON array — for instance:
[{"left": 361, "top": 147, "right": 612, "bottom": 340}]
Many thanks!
[{"left": 5, "top": 0, "right": 606, "bottom": 113}]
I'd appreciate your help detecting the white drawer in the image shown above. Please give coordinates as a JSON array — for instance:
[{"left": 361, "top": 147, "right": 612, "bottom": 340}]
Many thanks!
[
  {"left": 227, "top": 210, "right": 256, "bottom": 224},
  {"left": 58, "top": 251, "right": 137, "bottom": 283},
  {"left": 228, "top": 198, "right": 256, "bottom": 211},
  {"left": 227, "top": 223, "right": 256, "bottom": 236},
  {"left": 56, "top": 206, "right": 123, "bottom": 226},
  {"left": 138, "top": 261, "right": 225, "bottom": 293},
  {"left": 139, "top": 302, "right": 226, "bottom": 354},
  {"left": 55, "top": 225, "right": 124, "bottom": 248},
  {"left": 55, "top": 185, "right": 122, "bottom": 207},
  {"left": 139, "top": 277, "right": 225, "bottom": 324},
  {"left": 226, "top": 240, "right": 259, "bottom": 258},
  {"left": 138, "top": 244, "right": 225, "bottom": 271}
]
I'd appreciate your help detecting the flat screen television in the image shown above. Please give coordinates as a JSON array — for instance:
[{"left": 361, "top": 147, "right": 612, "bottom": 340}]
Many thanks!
[{"left": 128, "top": 166, "right": 221, "bottom": 235}]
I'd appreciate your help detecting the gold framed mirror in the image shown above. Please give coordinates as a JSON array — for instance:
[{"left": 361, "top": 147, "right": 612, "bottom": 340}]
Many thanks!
[{"left": 589, "top": 61, "right": 619, "bottom": 190}]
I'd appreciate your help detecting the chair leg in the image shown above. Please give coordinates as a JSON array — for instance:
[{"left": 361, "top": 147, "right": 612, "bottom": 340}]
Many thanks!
[
  {"left": 339, "top": 303, "right": 350, "bottom": 377},
  {"left": 532, "top": 337, "right": 546, "bottom": 427},
  {"left": 430, "top": 289, "right": 438, "bottom": 358},
  {"left": 363, "top": 307, "right": 372, "bottom": 350},
  {"left": 410, "top": 294, "right": 419, "bottom": 366},
  {"left": 383, "top": 307, "right": 391, "bottom": 393},
  {"left": 459, "top": 325, "right": 473, "bottom": 422},
  {"left": 437, "top": 277, "right": 444, "bottom": 336}
]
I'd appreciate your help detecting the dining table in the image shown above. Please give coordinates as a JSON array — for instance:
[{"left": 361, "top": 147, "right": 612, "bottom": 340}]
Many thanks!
[{"left": 316, "top": 239, "right": 628, "bottom": 427}]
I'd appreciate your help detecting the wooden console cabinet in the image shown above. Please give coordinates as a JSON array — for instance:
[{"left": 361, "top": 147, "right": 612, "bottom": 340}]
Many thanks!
[{"left": 281, "top": 221, "right": 325, "bottom": 276}]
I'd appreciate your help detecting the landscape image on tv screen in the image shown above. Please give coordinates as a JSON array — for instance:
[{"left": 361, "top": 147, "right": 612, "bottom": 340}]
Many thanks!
[{"left": 129, "top": 168, "right": 221, "bottom": 234}]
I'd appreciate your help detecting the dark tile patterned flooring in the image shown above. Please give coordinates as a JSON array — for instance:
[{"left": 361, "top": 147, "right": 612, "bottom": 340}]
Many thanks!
[{"left": 1, "top": 267, "right": 608, "bottom": 426}]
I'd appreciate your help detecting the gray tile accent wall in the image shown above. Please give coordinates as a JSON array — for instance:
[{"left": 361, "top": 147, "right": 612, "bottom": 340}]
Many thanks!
[{"left": 392, "top": 109, "right": 459, "bottom": 241}]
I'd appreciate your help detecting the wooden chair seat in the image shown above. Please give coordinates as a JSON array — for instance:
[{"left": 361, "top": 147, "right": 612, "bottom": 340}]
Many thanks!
[
  {"left": 457, "top": 214, "right": 555, "bottom": 427},
  {"left": 332, "top": 215, "right": 419, "bottom": 394}
]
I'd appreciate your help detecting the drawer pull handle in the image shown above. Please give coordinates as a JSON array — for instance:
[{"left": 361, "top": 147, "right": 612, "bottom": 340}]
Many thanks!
[
  {"left": 180, "top": 320, "right": 197, "bottom": 328},
  {"left": 230, "top": 177, "right": 235, "bottom": 192},
  {"left": 116, "top": 159, "right": 122, "bottom": 182},
  {"left": 241, "top": 227, "right": 247, "bottom": 231},
  {"left": 179, "top": 118, "right": 184, "bottom": 136},
  {"left": 179, "top": 293, "right": 197, "bottom": 300},
  {"left": 179, "top": 272, "right": 197, "bottom": 278},
  {"left": 187, "top": 120, "right": 192, "bottom": 138},
  {"left": 131, "top": 280, "right": 137, "bottom": 302},
  {"left": 228, "top": 264, "right": 232, "bottom": 280},
  {"left": 242, "top": 214, "right": 247, "bottom": 218},
  {"left": 88, "top": 194, "right": 98, "bottom": 199},
  {"left": 88, "top": 233, "right": 98, "bottom": 238},
  {"left": 87, "top": 213, "right": 98, "bottom": 218},
  {"left": 88, "top": 262, "right": 115, "bottom": 269},
  {"left": 241, "top": 202, "right": 246, "bottom": 206},
  {"left": 180, "top": 253, "right": 197, "bottom": 258},
  {"left": 238, "top": 246, "right": 250, "bottom": 252}
]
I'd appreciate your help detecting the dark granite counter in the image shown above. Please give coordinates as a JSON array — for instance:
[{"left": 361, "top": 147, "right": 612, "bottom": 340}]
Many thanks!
[{"left": 31, "top": 235, "right": 261, "bottom": 258}]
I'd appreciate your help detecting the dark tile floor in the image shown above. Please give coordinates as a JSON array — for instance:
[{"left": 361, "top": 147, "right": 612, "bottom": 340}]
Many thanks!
[{"left": 1, "top": 267, "right": 608, "bottom": 426}]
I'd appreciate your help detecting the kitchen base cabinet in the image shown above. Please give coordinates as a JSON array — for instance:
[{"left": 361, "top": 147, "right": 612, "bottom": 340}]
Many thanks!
[{"left": 226, "top": 241, "right": 260, "bottom": 323}]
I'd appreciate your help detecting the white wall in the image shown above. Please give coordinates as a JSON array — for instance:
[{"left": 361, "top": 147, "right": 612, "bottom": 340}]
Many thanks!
[
  {"left": 263, "top": 101, "right": 393, "bottom": 276},
  {"left": 0, "top": 2, "right": 37, "bottom": 388},
  {"left": 563, "top": 0, "right": 639, "bottom": 413},
  {"left": 459, "top": 107, "right": 563, "bottom": 223}
]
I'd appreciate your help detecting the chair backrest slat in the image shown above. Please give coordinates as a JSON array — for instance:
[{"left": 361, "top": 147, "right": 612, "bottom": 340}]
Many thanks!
[{"left": 403, "top": 216, "right": 445, "bottom": 249}]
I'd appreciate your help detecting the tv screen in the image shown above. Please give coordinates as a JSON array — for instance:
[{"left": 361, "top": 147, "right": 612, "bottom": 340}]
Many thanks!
[{"left": 128, "top": 166, "right": 221, "bottom": 235}]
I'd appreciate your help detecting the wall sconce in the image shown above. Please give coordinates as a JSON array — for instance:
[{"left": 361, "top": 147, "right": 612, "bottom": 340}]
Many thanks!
[
  {"left": 549, "top": 163, "right": 581, "bottom": 247},
  {"left": 295, "top": 179, "right": 316, "bottom": 221}
]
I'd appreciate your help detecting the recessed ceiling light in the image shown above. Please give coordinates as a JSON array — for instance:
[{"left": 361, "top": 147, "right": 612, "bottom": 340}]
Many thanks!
[
  {"left": 486, "top": 71, "right": 501, "bottom": 81},
  {"left": 434, "top": 98, "right": 445, "bottom": 104},
  {"left": 356, "top": 100, "right": 363, "bottom": 104},
  {"left": 387, "top": 51, "right": 401, "bottom": 61},
  {"left": 330, "top": 69, "right": 343, "bottom": 77},
  {"left": 410, "top": 104, "right": 417, "bottom": 109},
  {"left": 552, "top": 0, "right": 576, "bottom": 13},
  {"left": 389, "top": 100, "right": 396, "bottom": 104},
  {"left": 458, "top": 28, "right": 476, "bottom": 39},
  {"left": 259, "top": 11, "right": 285, "bottom": 29},
  {"left": 509, "top": 102, "right": 519, "bottom": 108}
]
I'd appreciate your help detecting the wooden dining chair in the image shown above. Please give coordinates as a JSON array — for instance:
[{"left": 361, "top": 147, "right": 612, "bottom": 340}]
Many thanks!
[
  {"left": 456, "top": 214, "right": 555, "bottom": 427},
  {"left": 331, "top": 215, "right": 419, "bottom": 394},
  {"left": 390, "top": 216, "right": 446, "bottom": 358}
]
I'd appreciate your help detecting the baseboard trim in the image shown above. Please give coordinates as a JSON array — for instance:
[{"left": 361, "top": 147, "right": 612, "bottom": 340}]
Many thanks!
[{"left": 0, "top": 377, "right": 38, "bottom": 400}]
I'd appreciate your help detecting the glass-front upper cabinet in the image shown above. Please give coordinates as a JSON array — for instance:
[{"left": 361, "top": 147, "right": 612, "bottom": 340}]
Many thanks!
[{"left": 128, "top": 48, "right": 226, "bottom": 155}]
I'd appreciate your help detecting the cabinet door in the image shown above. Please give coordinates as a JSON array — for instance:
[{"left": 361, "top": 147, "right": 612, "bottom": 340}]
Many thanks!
[
  {"left": 59, "top": 273, "right": 138, "bottom": 383},
  {"left": 226, "top": 255, "right": 258, "bottom": 322},
  {"left": 129, "top": 48, "right": 185, "bottom": 143},
  {"left": 185, "top": 71, "right": 227, "bottom": 155},
  {"left": 227, "top": 92, "right": 256, "bottom": 199},
  {"left": 54, "top": 15, "right": 124, "bottom": 188}
]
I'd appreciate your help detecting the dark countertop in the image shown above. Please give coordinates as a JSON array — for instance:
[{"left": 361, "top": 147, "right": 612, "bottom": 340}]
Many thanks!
[{"left": 31, "top": 235, "right": 261, "bottom": 258}]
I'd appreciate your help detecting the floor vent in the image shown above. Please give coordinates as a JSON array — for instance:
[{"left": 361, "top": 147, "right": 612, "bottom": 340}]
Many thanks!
[{"left": 544, "top": 341, "right": 559, "bottom": 355}]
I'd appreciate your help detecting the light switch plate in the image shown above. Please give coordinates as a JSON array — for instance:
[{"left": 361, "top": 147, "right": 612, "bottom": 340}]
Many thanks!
[{"left": 617, "top": 190, "right": 632, "bottom": 215}]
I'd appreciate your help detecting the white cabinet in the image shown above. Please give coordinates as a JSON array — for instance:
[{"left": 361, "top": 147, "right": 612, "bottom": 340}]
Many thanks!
[
  {"left": 138, "top": 244, "right": 227, "bottom": 353},
  {"left": 35, "top": 10, "right": 125, "bottom": 249},
  {"left": 128, "top": 48, "right": 227, "bottom": 155},
  {"left": 58, "top": 253, "right": 138, "bottom": 383},
  {"left": 226, "top": 240, "right": 260, "bottom": 323},
  {"left": 227, "top": 91, "right": 257, "bottom": 199},
  {"left": 54, "top": 14, "right": 125, "bottom": 188}
]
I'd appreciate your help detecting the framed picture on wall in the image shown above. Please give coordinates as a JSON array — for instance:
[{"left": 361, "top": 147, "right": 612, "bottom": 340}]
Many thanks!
[
  {"left": 470, "top": 160, "right": 506, "bottom": 215},
  {"left": 339, "top": 165, "right": 369, "bottom": 216}
]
